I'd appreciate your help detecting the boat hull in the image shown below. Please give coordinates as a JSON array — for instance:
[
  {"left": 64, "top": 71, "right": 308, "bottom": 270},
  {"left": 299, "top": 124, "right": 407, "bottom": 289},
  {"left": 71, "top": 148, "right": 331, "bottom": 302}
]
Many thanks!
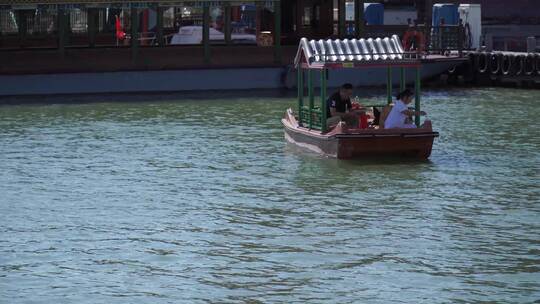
[
  {"left": 282, "top": 110, "right": 438, "bottom": 160},
  {"left": 284, "top": 56, "right": 467, "bottom": 88}
]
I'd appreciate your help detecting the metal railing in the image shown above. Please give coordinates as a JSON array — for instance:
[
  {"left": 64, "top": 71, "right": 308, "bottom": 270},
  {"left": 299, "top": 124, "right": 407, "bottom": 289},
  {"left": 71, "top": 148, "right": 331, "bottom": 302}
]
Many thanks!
[{"left": 363, "top": 24, "right": 465, "bottom": 55}]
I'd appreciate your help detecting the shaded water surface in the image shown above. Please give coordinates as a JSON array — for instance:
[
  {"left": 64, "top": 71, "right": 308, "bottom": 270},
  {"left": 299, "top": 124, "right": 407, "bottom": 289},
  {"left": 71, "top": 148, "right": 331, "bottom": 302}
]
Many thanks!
[{"left": 1, "top": 88, "right": 539, "bottom": 303}]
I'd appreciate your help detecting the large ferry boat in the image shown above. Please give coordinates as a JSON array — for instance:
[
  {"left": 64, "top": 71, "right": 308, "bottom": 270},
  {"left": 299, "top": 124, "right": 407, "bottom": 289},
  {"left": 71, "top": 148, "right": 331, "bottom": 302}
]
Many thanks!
[{"left": 0, "top": 0, "right": 472, "bottom": 95}]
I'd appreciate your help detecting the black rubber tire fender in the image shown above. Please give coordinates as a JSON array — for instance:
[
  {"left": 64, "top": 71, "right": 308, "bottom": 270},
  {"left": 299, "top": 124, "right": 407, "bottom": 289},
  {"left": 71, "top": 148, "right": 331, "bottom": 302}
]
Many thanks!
[
  {"left": 501, "top": 54, "right": 512, "bottom": 76},
  {"left": 536, "top": 53, "right": 540, "bottom": 76},
  {"left": 524, "top": 54, "right": 535, "bottom": 76},
  {"left": 514, "top": 55, "right": 525, "bottom": 76},
  {"left": 489, "top": 53, "right": 502, "bottom": 75},
  {"left": 477, "top": 52, "right": 489, "bottom": 74}
]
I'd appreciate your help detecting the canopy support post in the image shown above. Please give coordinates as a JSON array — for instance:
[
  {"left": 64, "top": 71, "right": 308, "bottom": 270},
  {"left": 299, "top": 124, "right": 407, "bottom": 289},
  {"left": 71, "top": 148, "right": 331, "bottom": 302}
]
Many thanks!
[
  {"left": 297, "top": 67, "right": 304, "bottom": 126},
  {"left": 415, "top": 66, "right": 421, "bottom": 127},
  {"left": 400, "top": 67, "right": 406, "bottom": 91},
  {"left": 321, "top": 69, "right": 327, "bottom": 132},
  {"left": 386, "top": 66, "right": 392, "bottom": 104},
  {"left": 308, "top": 70, "right": 314, "bottom": 129}
]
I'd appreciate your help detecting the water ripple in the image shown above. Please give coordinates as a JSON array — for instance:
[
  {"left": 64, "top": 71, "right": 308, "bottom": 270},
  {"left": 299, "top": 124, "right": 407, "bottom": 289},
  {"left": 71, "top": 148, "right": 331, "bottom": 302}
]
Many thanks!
[{"left": 0, "top": 88, "right": 539, "bottom": 303}]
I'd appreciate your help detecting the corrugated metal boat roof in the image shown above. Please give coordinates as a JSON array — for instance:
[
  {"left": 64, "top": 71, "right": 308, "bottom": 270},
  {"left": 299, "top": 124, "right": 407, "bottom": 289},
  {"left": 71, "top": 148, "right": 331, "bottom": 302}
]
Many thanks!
[{"left": 295, "top": 35, "right": 420, "bottom": 69}]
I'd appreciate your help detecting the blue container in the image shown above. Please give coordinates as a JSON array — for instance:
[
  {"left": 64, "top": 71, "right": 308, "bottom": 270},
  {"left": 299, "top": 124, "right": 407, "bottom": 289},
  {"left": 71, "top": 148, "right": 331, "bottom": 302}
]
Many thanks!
[
  {"left": 432, "top": 4, "right": 459, "bottom": 26},
  {"left": 364, "top": 3, "right": 384, "bottom": 25}
]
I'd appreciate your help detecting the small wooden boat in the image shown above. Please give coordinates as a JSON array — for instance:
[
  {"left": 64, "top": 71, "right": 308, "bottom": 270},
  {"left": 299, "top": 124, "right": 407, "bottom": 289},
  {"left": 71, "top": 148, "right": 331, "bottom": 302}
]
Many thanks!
[{"left": 282, "top": 35, "right": 439, "bottom": 160}]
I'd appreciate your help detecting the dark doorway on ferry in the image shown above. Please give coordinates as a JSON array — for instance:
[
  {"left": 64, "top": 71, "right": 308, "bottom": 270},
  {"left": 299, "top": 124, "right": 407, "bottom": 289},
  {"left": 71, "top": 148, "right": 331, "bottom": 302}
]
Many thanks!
[{"left": 282, "top": 0, "right": 333, "bottom": 44}]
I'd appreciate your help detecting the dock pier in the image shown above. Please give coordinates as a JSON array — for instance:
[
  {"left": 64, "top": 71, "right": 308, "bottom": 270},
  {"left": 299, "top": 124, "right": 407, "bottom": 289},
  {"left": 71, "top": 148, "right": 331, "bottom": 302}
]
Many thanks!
[{"left": 444, "top": 50, "right": 540, "bottom": 88}]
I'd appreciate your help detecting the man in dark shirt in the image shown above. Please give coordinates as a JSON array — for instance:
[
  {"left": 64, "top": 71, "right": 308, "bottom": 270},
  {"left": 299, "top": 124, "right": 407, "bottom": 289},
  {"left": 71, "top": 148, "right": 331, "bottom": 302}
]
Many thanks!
[{"left": 327, "top": 83, "right": 361, "bottom": 127}]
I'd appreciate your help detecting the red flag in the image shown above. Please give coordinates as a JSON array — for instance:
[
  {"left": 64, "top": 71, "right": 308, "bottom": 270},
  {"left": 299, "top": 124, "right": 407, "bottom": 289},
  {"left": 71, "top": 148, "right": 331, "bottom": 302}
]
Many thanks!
[{"left": 115, "top": 15, "right": 126, "bottom": 40}]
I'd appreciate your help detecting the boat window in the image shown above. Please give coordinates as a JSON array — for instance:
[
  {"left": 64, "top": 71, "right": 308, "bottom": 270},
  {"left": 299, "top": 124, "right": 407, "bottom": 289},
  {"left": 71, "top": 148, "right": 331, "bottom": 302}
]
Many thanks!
[
  {"left": 0, "top": 1, "right": 277, "bottom": 49},
  {"left": 180, "top": 28, "right": 194, "bottom": 35}
]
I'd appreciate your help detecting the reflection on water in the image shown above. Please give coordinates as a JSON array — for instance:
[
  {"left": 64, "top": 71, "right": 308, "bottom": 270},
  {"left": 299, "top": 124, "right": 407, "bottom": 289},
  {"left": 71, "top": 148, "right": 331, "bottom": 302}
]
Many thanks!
[{"left": 0, "top": 88, "right": 539, "bottom": 303}]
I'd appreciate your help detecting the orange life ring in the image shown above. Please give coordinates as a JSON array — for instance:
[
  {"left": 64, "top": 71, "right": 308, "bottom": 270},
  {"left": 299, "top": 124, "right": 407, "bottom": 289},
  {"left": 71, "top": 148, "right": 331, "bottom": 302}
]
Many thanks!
[{"left": 402, "top": 30, "right": 426, "bottom": 53}]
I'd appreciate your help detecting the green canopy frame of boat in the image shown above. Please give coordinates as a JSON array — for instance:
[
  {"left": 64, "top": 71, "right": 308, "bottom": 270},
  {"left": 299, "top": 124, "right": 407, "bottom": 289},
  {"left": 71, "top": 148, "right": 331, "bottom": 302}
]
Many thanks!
[{"left": 294, "top": 35, "right": 423, "bottom": 132}]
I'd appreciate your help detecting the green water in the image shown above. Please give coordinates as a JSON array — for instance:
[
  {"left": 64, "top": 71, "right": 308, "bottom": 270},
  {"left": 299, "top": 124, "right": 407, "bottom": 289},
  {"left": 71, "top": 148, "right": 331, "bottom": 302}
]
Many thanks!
[{"left": 1, "top": 88, "right": 539, "bottom": 303}]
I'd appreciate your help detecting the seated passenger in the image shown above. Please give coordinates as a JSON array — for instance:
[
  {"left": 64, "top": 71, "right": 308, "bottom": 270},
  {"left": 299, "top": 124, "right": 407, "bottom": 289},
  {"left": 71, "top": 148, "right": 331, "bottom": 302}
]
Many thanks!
[
  {"left": 384, "top": 89, "right": 426, "bottom": 129},
  {"left": 326, "top": 83, "right": 364, "bottom": 128}
]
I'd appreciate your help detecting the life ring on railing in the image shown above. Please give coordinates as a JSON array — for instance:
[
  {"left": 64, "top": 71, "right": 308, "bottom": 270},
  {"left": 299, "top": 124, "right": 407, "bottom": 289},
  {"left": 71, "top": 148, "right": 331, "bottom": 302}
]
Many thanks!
[
  {"left": 501, "top": 54, "right": 512, "bottom": 76},
  {"left": 402, "top": 29, "right": 426, "bottom": 52},
  {"left": 477, "top": 52, "right": 489, "bottom": 74},
  {"left": 513, "top": 55, "right": 524, "bottom": 76},
  {"left": 524, "top": 54, "right": 535, "bottom": 76},
  {"left": 489, "top": 53, "right": 501, "bottom": 75}
]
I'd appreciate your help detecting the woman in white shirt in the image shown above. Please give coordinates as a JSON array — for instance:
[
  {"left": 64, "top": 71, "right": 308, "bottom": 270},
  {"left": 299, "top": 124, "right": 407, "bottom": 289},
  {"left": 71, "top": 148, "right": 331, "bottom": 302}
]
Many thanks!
[{"left": 384, "top": 89, "right": 426, "bottom": 129}]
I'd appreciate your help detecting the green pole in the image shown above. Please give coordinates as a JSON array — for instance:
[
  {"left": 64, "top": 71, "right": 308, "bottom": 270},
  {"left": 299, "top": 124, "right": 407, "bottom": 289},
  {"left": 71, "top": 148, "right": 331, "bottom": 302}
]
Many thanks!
[
  {"left": 297, "top": 67, "right": 304, "bottom": 125},
  {"left": 224, "top": 3, "right": 231, "bottom": 45},
  {"left": 156, "top": 5, "right": 164, "bottom": 46},
  {"left": 354, "top": 0, "right": 364, "bottom": 38},
  {"left": 400, "top": 67, "right": 406, "bottom": 91},
  {"left": 308, "top": 69, "right": 314, "bottom": 129},
  {"left": 338, "top": 0, "right": 346, "bottom": 38},
  {"left": 16, "top": 10, "right": 27, "bottom": 48},
  {"left": 273, "top": 0, "right": 282, "bottom": 64},
  {"left": 131, "top": 7, "right": 139, "bottom": 64},
  {"left": 415, "top": 66, "right": 421, "bottom": 127},
  {"left": 387, "top": 66, "right": 392, "bottom": 104},
  {"left": 58, "top": 7, "right": 66, "bottom": 55},
  {"left": 203, "top": 3, "right": 210, "bottom": 63},
  {"left": 88, "top": 8, "right": 96, "bottom": 48},
  {"left": 321, "top": 69, "right": 328, "bottom": 132}
]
